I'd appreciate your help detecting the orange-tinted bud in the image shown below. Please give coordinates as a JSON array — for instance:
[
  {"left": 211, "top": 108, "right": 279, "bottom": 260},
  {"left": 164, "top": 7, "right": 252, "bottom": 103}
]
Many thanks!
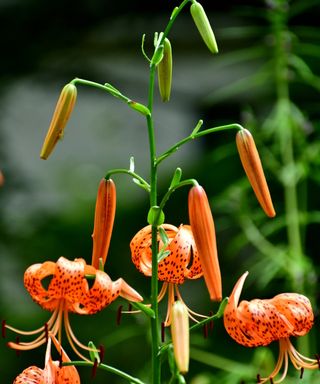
[
  {"left": 0, "top": 170, "right": 4, "bottom": 187},
  {"left": 91, "top": 178, "right": 116, "bottom": 269},
  {"left": 236, "top": 129, "right": 276, "bottom": 218},
  {"left": 171, "top": 301, "right": 189, "bottom": 374},
  {"left": 40, "top": 83, "right": 77, "bottom": 160},
  {"left": 188, "top": 185, "right": 222, "bottom": 301}
]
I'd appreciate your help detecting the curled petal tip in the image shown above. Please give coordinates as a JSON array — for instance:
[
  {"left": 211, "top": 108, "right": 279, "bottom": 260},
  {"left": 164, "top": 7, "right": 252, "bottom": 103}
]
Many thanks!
[{"left": 236, "top": 129, "right": 276, "bottom": 218}]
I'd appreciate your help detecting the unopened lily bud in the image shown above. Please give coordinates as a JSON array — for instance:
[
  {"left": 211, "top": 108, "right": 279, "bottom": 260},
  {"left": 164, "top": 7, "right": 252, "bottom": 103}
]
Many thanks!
[
  {"left": 188, "top": 185, "right": 222, "bottom": 301},
  {"left": 91, "top": 178, "right": 116, "bottom": 269},
  {"left": 0, "top": 170, "right": 4, "bottom": 187},
  {"left": 190, "top": 1, "right": 218, "bottom": 54},
  {"left": 157, "top": 38, "right": 173, "bottom": 102},
  {"left": 236, "top": 129, "right": 276, "bottom": 218},
  {"left": 171, "top": 301, "right": 189, "bottom": 374},
  {"left": 40, "top": 83, "right": 77, "bottom": 160}
]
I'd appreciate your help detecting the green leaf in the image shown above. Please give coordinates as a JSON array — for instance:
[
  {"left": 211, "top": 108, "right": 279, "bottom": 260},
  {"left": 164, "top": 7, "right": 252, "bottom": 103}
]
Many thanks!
[{"left": 130, "top": 302, "right": 155, "bottom": 318}]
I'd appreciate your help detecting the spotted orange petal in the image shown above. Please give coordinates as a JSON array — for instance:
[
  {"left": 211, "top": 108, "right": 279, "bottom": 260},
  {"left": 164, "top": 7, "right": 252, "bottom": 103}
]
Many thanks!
[
  {"left": 24, "top": 256, "right": 142, "bottom": 315},
  {"left": 130, "top": 224, "right": 203, "bottom": 284},
  {"left": 270, "top": 293, "right": 314, "bottom": 337},
  {"left": 224, "top": 272, "right": 293, "bottom": 347},
  {"left": 13, "top": 366, "right": 45, "bottom": 384}
]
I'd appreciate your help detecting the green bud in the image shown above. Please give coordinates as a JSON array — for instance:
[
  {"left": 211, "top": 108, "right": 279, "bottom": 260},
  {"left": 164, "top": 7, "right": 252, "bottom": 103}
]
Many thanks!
[
  {"left": 128, "top": 100, "right": 151, "bottom": 116},
  {"left": 147, "top": 205, "right": 165, "bottom": 226},
  {"left": 190, "top": 1, "right": 218, "bottom": 54},
  {"left": 157, "top": 38, "right": 173, "bottom": 102}
]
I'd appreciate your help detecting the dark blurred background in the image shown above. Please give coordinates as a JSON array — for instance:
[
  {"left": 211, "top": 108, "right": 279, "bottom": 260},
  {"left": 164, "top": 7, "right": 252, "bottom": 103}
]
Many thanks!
[{"left": 0, "top": 0, "right": 319, "bottom": 383}]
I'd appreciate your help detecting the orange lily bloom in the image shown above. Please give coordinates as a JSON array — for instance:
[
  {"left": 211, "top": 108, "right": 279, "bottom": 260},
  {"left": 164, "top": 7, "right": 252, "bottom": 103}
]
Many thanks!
[
  {"left": 14, "top": 334, "right": 80, "bottom": 383},
  {"left": 188, "top": 185, "right": 222, "bottom": 301},
  {"left": 40, "top": 83, "right": 77, "bottom": 160},
  {"left": 91, "top": 178, "right": 116, "bottom": 269},
  {"left": 224, "top": 272, "right": 318, "bottom": 383},
  {"left": 236, "top": 128, "right": 276, "bottom": 218},
  {"left": 130, "top": 224, "right": 206, "bottom": 325},
  {"left": 5, "top": 256, "right": 143, "bottom": 360}
]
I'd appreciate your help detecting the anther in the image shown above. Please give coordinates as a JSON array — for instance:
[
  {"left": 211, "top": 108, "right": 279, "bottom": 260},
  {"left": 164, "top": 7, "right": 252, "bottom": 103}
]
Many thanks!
[
  {"left": 203, "top": 323, "right": 208, "bottom": 339},
  {"left": 300, "top": 367, "right": 304, "bottom": 379},
  {"left": 116, "top": 305, "right": 123, "bottom": 325},
  {"left": 59, "top": 353, "right": 63, "bottom": 368},
  {"left": 269, "top": 378, "right": 274, "bottom": 384},
  {"left": 315, "top": 354, "right": 320, "bottom": 369},
  {"left": 2, "top": 320, "right": 6, "bottom": 338},
  {"left": 128, "top": 303, "right": 132, "bottom": 312},
  {"left": 44, "top": 322, "right": 49, "bottom": 342},
  {"left": 161, "top": 322, "right": 165, "bottom": 343},
  {"left": 256, "top": 374, "right": 261, "bottom": 383},
  {"left": 208, "top": 311, "right": 214, "bottom": 333},
  {"left": 99, "top": 344, "right": 105, "bottom": 363},
  {"left": 91, "top": 358, "right": 98, "bottom": 378}
]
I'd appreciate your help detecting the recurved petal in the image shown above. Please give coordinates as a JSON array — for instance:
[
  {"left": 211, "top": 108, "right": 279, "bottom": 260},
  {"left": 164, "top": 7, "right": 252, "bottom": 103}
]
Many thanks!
[
  {"left": 236, "top": 128, "right": 276, "bottom": 217},
  {"left": 188, "top": 185, "right": 222, "bottom": 301},
  {"left": 48, "top": 257, "right": 86, "bottom": 303},
  {"left": 91, "top": 178, "right": 117, "bottom": 269},
  {"left": 40, "top": 83, "right": 77, "bottom": 160},
  {"left": 130, "top": 224, "right": 178, "bottom": 277},
  {"left": 24, "top": 261, "right": 58, "bottom": 311},
  {"left": 271, "top": 293, "right": 314, "bottom": 336},
  {"left": 13, "top": 366, "right": 44, "bottom": 384}
]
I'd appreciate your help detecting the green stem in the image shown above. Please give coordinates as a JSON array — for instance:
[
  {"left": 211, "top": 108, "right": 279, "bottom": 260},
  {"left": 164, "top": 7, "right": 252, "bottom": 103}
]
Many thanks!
[
  {"left": 158, "top": 179, "right": 198, "bottom": 211},
  {"left": 156, "top": 123, "right": 243, "bottom": 165},
  {"left": 63, "top": 361, "right": 145, "bottom": 384}
]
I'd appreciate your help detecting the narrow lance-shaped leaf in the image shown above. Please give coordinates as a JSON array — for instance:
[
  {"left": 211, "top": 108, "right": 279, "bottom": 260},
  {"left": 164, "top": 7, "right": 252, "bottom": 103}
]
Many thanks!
[{"left": 236, "top": 128, "right": 276, "bottom": 218}]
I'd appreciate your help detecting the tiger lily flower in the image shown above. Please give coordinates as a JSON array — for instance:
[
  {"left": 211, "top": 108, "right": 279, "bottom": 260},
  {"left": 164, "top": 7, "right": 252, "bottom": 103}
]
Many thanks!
[
  {"left": 40, "top": 83, "right": 77, "bottom": 160},
  {"left": 13, "top": 333, "right": 80, "bottom": 383},
  {"left": 91, "top": 178, "right": 116, "bottom": 269},
  {"left": 224, "top": 272, "right": 318, "bottom": 383},
  {"left": 5, "top": 256, "right": 143, "bottom": 360},
  {"left": 236, "top": 128, "right": 276, "bottom": 218},
  {"left": 188, "top": 185, "right": 222, "bottom": 301},
  {"left": 130, "top": 224, "right": 207, "bottom": 326}
]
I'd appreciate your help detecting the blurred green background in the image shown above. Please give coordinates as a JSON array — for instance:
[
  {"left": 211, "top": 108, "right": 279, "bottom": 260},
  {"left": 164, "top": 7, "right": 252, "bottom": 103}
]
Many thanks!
[{"left": 0, "top": 0, "right": 319, "bottom": 382}]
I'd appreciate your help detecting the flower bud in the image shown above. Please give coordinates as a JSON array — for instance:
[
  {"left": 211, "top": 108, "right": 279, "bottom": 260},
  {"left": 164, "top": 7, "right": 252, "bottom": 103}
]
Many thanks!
[
  {"left": 0, "top": 170, "right": 4, "bottom": 187},
  {"left": 157, "top": 38, "right": 173, "bottom": 102},
  {"left": 188, "top": 185, "right": 222, "bottom": 301},
  {"left": 91, "top": 178, "right": 116, "bottom": 269},
  {"left": 190, "top": 1, "right": 218, "bottom": 54},
  {"left": 236, "top": 129, "right": 276, "bottom": 218},
  {"left": 40, "top": 83, "right": 77, "bottom": 160},
  {"left": 171, "top": 301, "right": 189, "bottom": 374}
]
